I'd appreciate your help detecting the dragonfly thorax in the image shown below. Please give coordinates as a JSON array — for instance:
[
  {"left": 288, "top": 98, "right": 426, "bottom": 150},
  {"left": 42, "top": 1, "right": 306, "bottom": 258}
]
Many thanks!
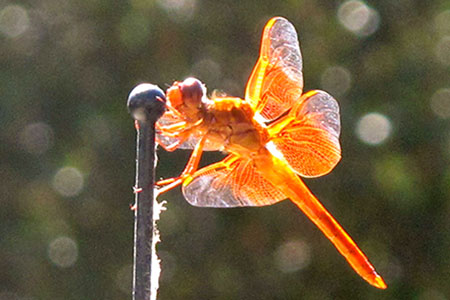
[{"left": 202, "top": 97, "right": 269, "bottom": 156}]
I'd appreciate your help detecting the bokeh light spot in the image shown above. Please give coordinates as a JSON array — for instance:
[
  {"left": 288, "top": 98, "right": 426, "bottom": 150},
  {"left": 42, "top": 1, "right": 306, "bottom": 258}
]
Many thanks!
[
  {"left": 156, "top": 0, "right": 197, "bottom": 22},
  {"left": 434, "top": 10, "right": 450, "bottom": 35},
  {"left": 435, "top": 36, "right": 450, "bottom": 66},
  {"left": 337, "top": 1, "right": 380, "bottom": 37},
  {"left": 430, "top": 88, "right": 450, "bottom": 118},
  {"left": 52, "top": 167, "right": 84, "bottom": 197},
  {"left": 356, "top": 113, "right": 392, "bottom": 145},
  {"left": 0, "top": 5, "right": 30, "bottom": 38},
  {"left": 320, "top": 66, "right": 352, "bottom": 97},
  {"left": 19, "top": 122, "right": 54, "bottom": 155},
  {"left": 191, "top": 59, "right": 222, "bottom": 85},
  {"left": 48, "top": 236, "right": 78, "bottom": 268},
  {"left": 274, "top": 239, "right": 311, "bottom": 273}
]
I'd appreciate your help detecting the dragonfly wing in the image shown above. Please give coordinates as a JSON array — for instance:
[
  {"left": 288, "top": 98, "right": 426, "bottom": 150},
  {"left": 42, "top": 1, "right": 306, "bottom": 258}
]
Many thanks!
[
  {"left": 156, "top": 133, "right": 197, "bottom": 150},
  {"left": 245, "top": 17, "right": 303, "bottom": 122},
  {"left": 157, "top": 133, "right": 222, "bottom": 151},
  {"left": 156, "top": 112, "right": 196, "bottom": 149},
  {"left": 270, "top": 90, "right": 341, "bottom": 177},
  {"left": 156, "top": 114, "right": 218, "bottom": 151},
  {"left": 182, "top": 155, "right": 287, "bottom": 207}
]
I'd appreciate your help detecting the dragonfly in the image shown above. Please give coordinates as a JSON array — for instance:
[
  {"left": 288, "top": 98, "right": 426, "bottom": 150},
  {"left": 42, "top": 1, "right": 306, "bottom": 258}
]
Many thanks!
[{"left": 155, "top": 17, "right": 387, "bottom": 289}]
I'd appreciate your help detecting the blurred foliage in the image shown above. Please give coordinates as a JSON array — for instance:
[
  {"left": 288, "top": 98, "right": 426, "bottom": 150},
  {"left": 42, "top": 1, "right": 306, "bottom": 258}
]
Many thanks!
[{"left": 1, "top": 0, "right": 449, "bottom": 299}]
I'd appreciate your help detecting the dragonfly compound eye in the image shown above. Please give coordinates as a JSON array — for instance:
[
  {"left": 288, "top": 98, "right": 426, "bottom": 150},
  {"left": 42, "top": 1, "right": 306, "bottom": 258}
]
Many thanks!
[{"left": 180, "top": 77, "right": 205, "bottom": 109}]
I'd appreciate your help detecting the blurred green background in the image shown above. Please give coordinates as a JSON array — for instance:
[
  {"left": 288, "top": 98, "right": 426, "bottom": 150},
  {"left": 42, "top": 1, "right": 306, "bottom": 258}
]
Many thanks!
[{"left": 1, "top": 0, "right": 450, "bottom": 299}]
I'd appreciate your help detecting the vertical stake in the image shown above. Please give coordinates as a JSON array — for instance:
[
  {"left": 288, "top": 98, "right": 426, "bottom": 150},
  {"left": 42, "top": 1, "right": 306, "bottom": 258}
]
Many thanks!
[{"left": 127, "top": 84, "right": 166, "bottom": 300}]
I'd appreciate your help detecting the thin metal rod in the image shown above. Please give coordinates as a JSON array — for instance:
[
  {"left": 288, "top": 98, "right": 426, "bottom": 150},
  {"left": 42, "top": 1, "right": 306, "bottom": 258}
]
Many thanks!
[
  {"left": 133, "top": 119, "right": 155, "bottom": 300},
  {"left": 127, "top": 84, "right": 166, "bottom": 300}
]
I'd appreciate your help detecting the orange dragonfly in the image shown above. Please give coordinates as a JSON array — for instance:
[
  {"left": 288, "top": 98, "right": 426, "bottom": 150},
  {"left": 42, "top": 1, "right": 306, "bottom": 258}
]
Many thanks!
[{"left": 155, "top": 17, "right": 387, "bottom": 289}]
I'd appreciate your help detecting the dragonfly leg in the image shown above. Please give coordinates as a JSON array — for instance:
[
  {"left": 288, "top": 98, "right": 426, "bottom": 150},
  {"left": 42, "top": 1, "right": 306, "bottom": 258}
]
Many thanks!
[
  {"left": 157, "top": 118, "right": 203, "bottom": 137},
  {"left": 156, "top": 121, "right": 187, "bottom": 137},
  {"left": 156, "top": 136, "right": 206, "bottom": 195},
  {"left": 164, "top": 102, "right": 185, "bottom": 119},
  {"left": 155, "top": 132, "right": 190, "bottom": 152}
]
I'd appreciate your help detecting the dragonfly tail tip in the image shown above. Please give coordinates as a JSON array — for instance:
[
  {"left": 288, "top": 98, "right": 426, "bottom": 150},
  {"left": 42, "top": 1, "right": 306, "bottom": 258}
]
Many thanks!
[{"left": 372, "top": 274, "right": 387, "bottom": 289}]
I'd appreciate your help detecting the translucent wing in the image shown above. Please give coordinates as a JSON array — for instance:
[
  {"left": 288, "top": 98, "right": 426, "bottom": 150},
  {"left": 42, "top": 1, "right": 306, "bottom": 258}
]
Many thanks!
[
  {"left": 269, "top": 90, "right": 341, "bottom": 177},
  {"left": 156, "top": 113, "right": 197, "bottom": 150},
  {"left": 182, "top": 155, "right": 286, "bottom": 207},
  {"left": 245, "top": 17, "right": 303, "bottom": 122},
  {"left": 156, "top": 113, "right": 220, "bottom": 151}
]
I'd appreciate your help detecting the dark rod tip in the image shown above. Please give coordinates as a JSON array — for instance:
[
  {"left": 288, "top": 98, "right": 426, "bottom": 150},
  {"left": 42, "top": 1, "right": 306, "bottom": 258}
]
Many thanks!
[{"left": 127, "top": 83, "right": 166, "bottom": 122}]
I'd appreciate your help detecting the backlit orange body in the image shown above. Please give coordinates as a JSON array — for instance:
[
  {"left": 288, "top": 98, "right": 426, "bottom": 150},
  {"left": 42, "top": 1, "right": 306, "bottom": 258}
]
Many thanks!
[{"left": 155, "top": 17, "right": 387, "bottom": 289}]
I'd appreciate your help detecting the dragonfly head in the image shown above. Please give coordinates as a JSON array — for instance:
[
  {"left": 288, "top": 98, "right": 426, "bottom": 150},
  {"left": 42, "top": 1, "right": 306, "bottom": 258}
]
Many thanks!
[{"left": 166, "top": 77, "right": 207, "bottom": 122}]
